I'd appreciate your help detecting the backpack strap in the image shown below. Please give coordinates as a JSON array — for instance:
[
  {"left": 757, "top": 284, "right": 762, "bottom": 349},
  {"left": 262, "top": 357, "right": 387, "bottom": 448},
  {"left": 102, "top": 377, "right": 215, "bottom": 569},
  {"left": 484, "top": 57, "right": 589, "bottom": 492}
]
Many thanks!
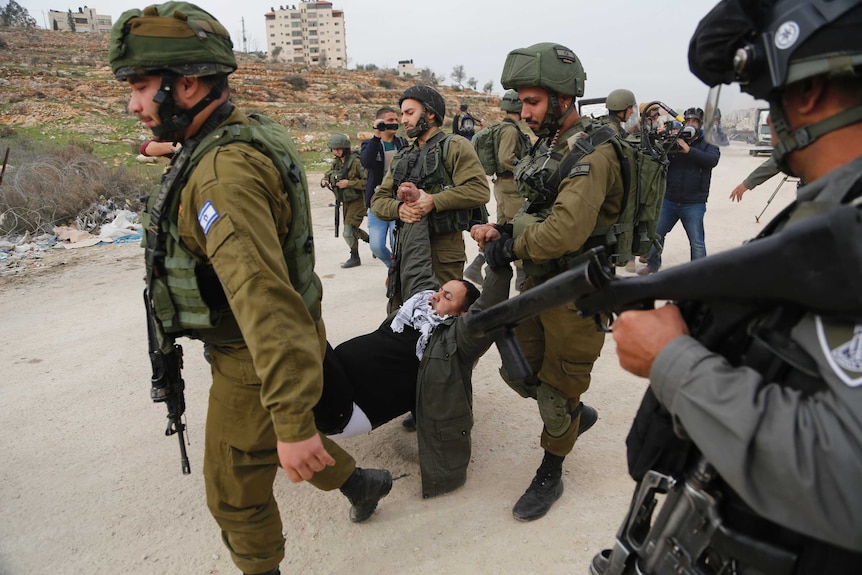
[{"left": 544, "top": 124, "right": 617, "bottom": 195}]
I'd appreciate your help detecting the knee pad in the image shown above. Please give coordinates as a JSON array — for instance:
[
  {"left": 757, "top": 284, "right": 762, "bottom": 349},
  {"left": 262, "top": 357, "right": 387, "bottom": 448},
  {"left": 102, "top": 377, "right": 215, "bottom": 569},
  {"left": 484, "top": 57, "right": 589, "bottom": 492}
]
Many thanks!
[
  {"left": 343, "top": 225, "right": 356, "bottom": 241},
  {"left": 499, "top": 366, "right": 539, "bottom": 399},
  {"left": 537, "top": 383, "right": 572, "bottom": 438}
]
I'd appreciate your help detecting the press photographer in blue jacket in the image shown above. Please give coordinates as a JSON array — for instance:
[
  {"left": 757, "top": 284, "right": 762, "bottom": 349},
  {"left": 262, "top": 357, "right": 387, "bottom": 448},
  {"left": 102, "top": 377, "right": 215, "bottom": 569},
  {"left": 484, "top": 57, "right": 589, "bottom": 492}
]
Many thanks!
[{"left": 640, "top": 107, "right": 720, "bottom": 274}]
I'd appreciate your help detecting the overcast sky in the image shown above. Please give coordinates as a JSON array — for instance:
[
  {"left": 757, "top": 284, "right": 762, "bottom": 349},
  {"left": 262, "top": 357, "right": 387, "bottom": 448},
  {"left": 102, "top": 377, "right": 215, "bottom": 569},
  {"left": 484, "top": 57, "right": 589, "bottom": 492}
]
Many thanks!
[{"left": 20, "top": 0, "right": 760, "bottom": 112}]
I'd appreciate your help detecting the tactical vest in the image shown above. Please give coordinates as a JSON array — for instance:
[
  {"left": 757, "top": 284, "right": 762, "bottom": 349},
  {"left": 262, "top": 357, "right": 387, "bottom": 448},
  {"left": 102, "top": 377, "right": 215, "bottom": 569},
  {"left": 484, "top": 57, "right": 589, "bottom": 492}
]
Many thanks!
[
  {"left": 390, "top": 131, "right": 487, "bottom": 235},
  {"left": 143, "top": 113, "right": 320, "bottom": 346},
  {"left": 515, "top": 122, "right": 667, "bottom": 274},
  {"left": 327, "top": 151, "right": 363, "bottom": 203}
]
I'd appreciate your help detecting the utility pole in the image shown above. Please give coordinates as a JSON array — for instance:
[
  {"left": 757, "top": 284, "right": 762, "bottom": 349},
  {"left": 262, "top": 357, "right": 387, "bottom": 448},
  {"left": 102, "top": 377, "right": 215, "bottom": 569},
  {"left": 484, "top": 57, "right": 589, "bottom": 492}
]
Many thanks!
[{"left": 241, "top": 17, "right": 247, "bottom": 53}]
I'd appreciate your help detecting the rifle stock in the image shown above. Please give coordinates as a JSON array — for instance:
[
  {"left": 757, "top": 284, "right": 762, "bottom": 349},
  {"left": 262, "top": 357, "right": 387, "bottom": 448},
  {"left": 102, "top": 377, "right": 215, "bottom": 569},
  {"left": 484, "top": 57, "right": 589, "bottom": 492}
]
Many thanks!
[{"left": 143, "top": 289, "right": 191, "bottom": 475}]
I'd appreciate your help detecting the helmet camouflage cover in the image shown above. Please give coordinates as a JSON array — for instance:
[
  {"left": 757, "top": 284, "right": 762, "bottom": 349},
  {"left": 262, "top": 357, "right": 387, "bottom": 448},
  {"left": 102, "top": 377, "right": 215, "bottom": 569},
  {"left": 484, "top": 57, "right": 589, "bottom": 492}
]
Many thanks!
[
  {"left": 109, "top": 2, "right": 237, "bottom": 80},
  {"left": 501, "top": 42, "right": 587, "bottom": 97},
  {"left": 500, "top": 89, "right": 522, "bottom": 113},
  {"left": 327, "top": 133, "right": 351, "bottom": 149}
]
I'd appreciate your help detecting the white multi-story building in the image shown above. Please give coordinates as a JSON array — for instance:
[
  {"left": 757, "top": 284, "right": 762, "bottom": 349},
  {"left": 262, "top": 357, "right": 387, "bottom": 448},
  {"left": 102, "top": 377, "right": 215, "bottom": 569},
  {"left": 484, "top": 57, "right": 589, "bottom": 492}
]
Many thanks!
[
  {"left": 265, "top": 2, "right": 347, "bottom": 68},
  {"left": 48, "top": 7, "right": 112, "bottom": 33}
]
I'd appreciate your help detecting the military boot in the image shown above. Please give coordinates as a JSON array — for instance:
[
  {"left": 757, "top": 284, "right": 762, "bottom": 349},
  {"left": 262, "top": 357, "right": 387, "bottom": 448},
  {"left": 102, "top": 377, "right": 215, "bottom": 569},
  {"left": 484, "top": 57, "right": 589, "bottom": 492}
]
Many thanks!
[
  {"left": 341, "top": 247, "right": 361, "bottom": 268},
  {"left": 574, "top": 403, "right": 598, "bottom": 436},
  {"left": 512, "top": 451, "right": 565, "bottom": 521},
  {"left": 339, "top": 467, "right": 393, "bottom": 523},
  {"left": 358, "top": 228, "right": 370, "bottom": 243},
  {"left": 244, "top": 568, "right": 280, "bottom": 575},
  {"left": 463, "top": 253, "right": 485, "bottom": 286}
]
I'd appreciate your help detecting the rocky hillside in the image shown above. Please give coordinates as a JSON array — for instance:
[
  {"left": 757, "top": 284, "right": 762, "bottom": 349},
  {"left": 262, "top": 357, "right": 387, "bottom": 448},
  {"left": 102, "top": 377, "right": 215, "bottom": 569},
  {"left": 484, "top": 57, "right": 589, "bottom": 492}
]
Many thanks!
[{"left": 0, "top": 27, "right": 504, "bottom": 161}]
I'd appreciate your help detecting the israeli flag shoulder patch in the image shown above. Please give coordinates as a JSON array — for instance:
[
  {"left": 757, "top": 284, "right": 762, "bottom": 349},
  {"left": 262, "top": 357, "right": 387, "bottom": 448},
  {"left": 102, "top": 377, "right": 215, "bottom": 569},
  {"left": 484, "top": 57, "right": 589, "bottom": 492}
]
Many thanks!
[{"left": 198, "top": 201, "right": 220, "bottom": 235}]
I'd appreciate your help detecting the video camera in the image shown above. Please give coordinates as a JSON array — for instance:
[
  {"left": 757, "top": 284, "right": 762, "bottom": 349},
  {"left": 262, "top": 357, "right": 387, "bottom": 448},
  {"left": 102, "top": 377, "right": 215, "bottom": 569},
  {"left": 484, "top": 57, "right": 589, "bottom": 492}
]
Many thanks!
[{"left": 374, "top": 122, "right": 399, "bottom": 131}]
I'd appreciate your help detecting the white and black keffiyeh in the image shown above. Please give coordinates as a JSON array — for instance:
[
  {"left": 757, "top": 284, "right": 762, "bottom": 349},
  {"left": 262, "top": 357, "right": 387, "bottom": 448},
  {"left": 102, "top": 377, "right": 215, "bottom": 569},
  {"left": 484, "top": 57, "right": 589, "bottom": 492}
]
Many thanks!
[{"left": 390, "top": 290, "right": 448, "bottom": 360}]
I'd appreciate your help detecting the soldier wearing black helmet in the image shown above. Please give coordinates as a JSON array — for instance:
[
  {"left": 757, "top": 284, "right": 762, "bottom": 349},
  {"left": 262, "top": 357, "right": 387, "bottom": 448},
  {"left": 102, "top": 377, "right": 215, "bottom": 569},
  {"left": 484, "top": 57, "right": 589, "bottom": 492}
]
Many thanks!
[
  {"left": 471, "top": 42, "right": 624, "bottom": 522},
  {"left": 371, "top": 85, "right": 490, "bottom": 310},
  {"left": 605, "top": 0, "right": 862, "bottom": 571},
  {"left": 110, "top": 4, "right": 392, "bottom": 574}
]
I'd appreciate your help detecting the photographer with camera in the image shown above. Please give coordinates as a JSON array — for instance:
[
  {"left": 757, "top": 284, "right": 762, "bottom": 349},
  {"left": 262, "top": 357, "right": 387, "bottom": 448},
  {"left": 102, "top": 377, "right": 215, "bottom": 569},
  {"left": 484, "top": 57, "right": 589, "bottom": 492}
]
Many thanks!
[
  {"left": 638, "top": 107, "right": 719, "bottom": 275},
  {"left": 360, "top": 107, "right": 408, "bottom": 271}
]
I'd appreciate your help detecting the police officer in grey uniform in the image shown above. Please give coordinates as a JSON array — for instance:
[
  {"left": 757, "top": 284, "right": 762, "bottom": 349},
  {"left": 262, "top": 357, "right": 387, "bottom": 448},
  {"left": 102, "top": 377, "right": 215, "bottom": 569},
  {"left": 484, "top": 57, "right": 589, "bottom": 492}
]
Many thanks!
[{"left": 605, "top": 0, "right": 862, "bottom": 572}]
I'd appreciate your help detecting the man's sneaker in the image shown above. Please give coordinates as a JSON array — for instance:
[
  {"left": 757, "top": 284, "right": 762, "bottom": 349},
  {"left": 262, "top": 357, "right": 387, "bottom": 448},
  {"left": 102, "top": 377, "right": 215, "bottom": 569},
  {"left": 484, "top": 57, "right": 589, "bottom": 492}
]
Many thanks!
[
  {"left": 636, "top": 267, "right": 656, "bottom": 276},
  {"left": 341, "top": 468, "right": 393, "bottom": 523},
  {"left": 624, "top": 259, "right": 637, "bottom": 273},
  {"left": 512, "top": 453, "right": 564, "bottom": 522}
]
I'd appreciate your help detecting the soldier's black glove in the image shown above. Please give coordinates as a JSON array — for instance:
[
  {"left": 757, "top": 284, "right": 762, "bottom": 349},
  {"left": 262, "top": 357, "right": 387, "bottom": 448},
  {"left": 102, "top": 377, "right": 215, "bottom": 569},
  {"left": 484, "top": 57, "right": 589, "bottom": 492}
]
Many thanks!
[
  {"left": 484, "top": 234, "right": 516, "bottom": 270},
  {"left": 495, "top": 223, "right": 514, "bottom": 237}
]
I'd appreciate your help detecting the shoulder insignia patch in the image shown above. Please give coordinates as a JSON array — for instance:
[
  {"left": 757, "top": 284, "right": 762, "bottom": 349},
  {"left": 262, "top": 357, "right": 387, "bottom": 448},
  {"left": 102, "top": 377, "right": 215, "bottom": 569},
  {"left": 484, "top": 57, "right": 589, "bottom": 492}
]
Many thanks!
[
  {"left": 816, "top": 316, "right": 862, "bottom": 387},
  {"left": 568, "top": 163, "right": 591, "bottom": 178},
  {"left": 198, "top": 200, "right": 220, "bottom": 235}
]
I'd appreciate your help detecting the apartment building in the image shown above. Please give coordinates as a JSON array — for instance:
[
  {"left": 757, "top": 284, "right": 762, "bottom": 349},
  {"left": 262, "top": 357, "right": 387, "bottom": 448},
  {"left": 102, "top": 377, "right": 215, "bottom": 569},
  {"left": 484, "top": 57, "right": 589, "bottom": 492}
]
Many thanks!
[
  {"left": 48, "top": 7, "right": 112, "bottom": 33},
  {"left": 265, "top": 2, "right": 347, "bottom": 68}
]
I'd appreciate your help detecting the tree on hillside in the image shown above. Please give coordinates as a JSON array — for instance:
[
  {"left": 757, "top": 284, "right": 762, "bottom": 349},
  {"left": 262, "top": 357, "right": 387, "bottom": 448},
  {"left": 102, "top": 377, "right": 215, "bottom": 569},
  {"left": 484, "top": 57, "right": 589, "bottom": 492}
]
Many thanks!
[
  {"left": 450, "top": 64, "right": 465, "bottom": 89},
  {"left": 318, "top": 49, "right": 328, "bottom": 68},
  {"left": 67, "top": 9, "right": 76, "bottom": 32},
  {"left": 483, "top": 80, "right": 494, "bottom": 95},
  {"left": 1, "top": 0, "right": 37, "bottom": 27},
  {"left": 270, "top": 45, "right": 283, "bottom": 63},
  {"left": 467, "top": 77, "right": 477, "bottom": 91},
  {"left": 418, "top": 67, "right": 440, "bottom": 86}
]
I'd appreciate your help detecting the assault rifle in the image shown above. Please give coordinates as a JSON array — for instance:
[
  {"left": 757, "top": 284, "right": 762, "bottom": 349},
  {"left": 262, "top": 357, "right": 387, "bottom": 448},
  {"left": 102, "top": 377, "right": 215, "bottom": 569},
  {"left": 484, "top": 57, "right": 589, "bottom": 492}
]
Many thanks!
[
  {"left": 469, "top": 204, "right": 862, "bottom": 575},
  {"left": 334, "top": 197, "right": 341, "bottom": 238},
  {"left": 143, "top": 289, "right": 191, "bottom": 475}
]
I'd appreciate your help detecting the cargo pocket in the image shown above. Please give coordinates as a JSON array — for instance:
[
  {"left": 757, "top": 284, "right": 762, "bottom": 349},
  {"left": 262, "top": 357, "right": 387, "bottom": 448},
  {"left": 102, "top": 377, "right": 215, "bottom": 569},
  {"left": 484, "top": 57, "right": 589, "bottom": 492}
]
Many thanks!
[{"left": 433, "top": 414, "right": 473, "bottom": 472}]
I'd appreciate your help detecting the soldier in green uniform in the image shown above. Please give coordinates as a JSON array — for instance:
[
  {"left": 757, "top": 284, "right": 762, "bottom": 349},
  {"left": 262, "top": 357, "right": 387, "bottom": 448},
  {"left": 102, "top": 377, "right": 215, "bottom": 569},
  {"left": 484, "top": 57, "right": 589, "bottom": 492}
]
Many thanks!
[
  {"left": 471, "top": 42, "right": 625, "bottom": 522},
  {"left": 371, "top": 85, "right": 490, "bottom": 309},
  {"left": 602, "top": 88, "right": 639, "bottom": 137},
  {"left": 321, "top": 133, "right": 368, "bottom": 268},
  {"left": 463, "top": 89, "right": 530, "bottom": 290},
  {"left": 109, "top": 4, "right": 392, "bottom": 575}
]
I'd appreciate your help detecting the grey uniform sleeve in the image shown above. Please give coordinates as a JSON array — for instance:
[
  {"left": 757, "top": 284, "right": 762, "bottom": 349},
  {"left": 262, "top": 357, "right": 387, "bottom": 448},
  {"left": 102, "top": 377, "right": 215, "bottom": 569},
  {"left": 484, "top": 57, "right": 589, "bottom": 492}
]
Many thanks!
[
  {"left": 650, "top": 332, "right": 862, "bottom": 550},
  {"left": 743, "top": 156, "right": 781, "bottom": 190}
]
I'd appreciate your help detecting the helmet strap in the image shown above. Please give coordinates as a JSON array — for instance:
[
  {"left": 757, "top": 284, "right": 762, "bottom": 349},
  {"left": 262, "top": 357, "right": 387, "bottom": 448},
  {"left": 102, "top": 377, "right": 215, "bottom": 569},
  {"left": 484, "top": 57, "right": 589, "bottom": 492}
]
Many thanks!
[
  {"left": 770, "top": 98, "right": 862, "bottom": 175},
  {"left": 536, "top": 91, "right": 576, "bottom": 139},
  {"left": 407, "top": 111, "right": 431, "bottom": 139},
  {"left": 152, "top": 73, "right": 225, "bottom": 142}
]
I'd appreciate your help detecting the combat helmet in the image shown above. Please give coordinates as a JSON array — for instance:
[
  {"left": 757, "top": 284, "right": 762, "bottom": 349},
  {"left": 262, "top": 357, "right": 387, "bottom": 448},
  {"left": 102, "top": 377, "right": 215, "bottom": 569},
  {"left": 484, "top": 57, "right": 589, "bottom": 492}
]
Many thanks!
[
  {"left": 327, "top": 133, "right": 351, "bottom": 150},
  {"left": 399, "top": 85, "right": 446, "bottom": 138},
  {"left": 606, "top": 89, "right": 637, "bottom": 113},
  {"left": 501, "top": 42, "right": 586, "bottom": 137},
  {"left": 500, "top": 89, "right": 522, "bottom": 114},
  {"left": 688, "top": 0, "right": 862, "bottom": 168},
  {"left": 399, "top": 85, "right": 446, "bottom": 122},
  {"left": 109, "top": 2, "right": 236, "bottom": 81},
  {"left": 501, "top": 42, "right": 586, "bottom": 97}
]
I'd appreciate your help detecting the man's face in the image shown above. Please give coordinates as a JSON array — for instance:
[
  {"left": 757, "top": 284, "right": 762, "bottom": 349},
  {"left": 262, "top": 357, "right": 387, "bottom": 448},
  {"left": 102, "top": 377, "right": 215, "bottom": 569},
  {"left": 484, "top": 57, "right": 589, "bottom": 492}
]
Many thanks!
[
  {"left": 517, "top": 87, "right": 549, "bottom": 133},
  {"left": 126, "top": 74, "right": 163, "bottom": 131},
  {"left": 400, "top": 98, "right": 427, "bottom": 132},
  {"left": 429, "top": 280, "right": 468, "bottom": 317},
  {"left": 684, "top": 118, "right": 701, "bottom": 130}
]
